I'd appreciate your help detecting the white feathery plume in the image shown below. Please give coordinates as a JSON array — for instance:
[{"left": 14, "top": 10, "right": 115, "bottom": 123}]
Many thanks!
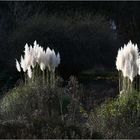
[
  {"left": 20, "top": 55, "right": 27, "bottom": 72},
  {"left": 123, "top": 47, "right": 132, "bottom": 78},
  {"left": 116, "top": 47, "right": 125, "bottom": 71},
  {"left": 48, "top": 49, "right": 56, "bottom": 72},
  {"left": 127, "top": 41, "right": 138, "bottom": 81},
  {"left": 33, "top": 41, "right": 37, "bottom": 49},
  {"left": 36, "top": 46, "right": 43, "bottom": 64},
  {"left": 45, "top": 47, "right": 51, "bottom": 64},
  {"left": 24, "top": 45, "right": 34, "bottom": 68},
  {"left": 46, "top": 48, "right": 61, "bottom": 72},
  {"left": 29, "top": 44, "right": 36, "bottom": 69},
  {"left": 27, "top": 67, "right": 32, "bottom": 79},
  {"left": 46, "top": 47, "right": 52, "bottom": 71},
  {"left": 39, "top": 50, "right": 47, "bottom": 71},
  {"left": 40, "top": 62, "right": 46, "bottom": 71},
  {"left": 123, "top": 59, "right": 131, "bottom": 78},
  {"left": 31, "top": 58, "right": 36, "bottom": 68},
  {"left": 116, "top": 40, "right": 139, "bottom": 82},
  {"left": 56, "top": 52, "right": 60, "bottom": 66},
  {"left": 16, "top": 59, "right": 21, "bottom": 72},
  {"left": 24, "top": 43, "right": 29, "bottom": 55},
  {"left": 16, "top": 40, "right": 61, "bottom": 84},
  {"left": 32, "top": 44, "right": 38, "bottom": 65},
  {"left": 136, "top": 58, "right": 140, "bottom": 75},
  {"left": 130, "top": 63, "right": 138, "bottom": 82}
]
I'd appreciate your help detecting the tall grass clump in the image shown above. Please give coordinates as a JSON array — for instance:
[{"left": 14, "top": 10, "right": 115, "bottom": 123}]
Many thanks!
[
  {"left": 15, "top": 40, "right": 60, "bottom": 87},
  {"left": 88, "top": 41, "right": 140, "bottom": 138},
  {"left": 0, "top": 40, "right": 102, "bottom": 138},
  {"left": 116, "top": 40, "right": 140, "bottom": 94}
]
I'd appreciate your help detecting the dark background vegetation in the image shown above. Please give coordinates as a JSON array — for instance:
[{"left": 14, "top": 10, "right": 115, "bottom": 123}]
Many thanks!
[
  {"left": 0, "top": 1, "right": 140, "bottom": 90},
  {"left": 0, "top": 2, "right": 140, "bottom": 138}
]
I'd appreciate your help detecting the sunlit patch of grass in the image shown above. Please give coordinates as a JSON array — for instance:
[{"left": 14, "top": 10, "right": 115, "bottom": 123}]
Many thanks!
[{"left": 0, "top": 82, "right": 37, "bottom": 119}]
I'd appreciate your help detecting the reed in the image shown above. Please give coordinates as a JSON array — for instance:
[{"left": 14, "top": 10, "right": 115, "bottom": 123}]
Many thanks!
[{"left": 15, "top": 40, "right": 60, "bottom": 87}]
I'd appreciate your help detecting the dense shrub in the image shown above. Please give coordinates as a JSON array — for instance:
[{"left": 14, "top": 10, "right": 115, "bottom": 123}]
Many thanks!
[
  {"left": 0, "top": 76, "right": 101, "bottom": 138},
  {"left": 1, "top": 74, "right": 140, "bottom": 138},
  {"left": 89, "top": 91, "right": 140, "bottom": 139}
]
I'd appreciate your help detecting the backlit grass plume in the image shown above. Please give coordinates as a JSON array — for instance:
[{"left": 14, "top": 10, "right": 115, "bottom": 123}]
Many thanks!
[
  {"left": 116, "top": 40, "right": 139, "bottom": 95},
  {"left": 15, "top": 40, "right": 60, "bottom": 87}
]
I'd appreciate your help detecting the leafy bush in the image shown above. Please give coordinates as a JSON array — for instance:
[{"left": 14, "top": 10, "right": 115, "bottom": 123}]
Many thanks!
[
  {"left": 89, "top": 91, "right": 140, "bottom": 139},
  {"left": 0, "top": 76, "right": 101, "bottom": 138}
]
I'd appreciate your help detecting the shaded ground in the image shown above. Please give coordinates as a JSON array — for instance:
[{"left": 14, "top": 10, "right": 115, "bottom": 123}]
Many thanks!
[{"left": 77, "top": 69, "right": 118, "bottom": 110}]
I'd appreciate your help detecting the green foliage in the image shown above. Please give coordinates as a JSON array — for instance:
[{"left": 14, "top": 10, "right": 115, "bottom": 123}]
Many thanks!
[
  {"left": 0, "top": 79, "right": 64, "bottom": 120},
  {"left": 0, "top": 76, "right": 97, "bottom": 139},
  {"left": 89, "top": 91, "right": 140, "bottom": 139}
]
